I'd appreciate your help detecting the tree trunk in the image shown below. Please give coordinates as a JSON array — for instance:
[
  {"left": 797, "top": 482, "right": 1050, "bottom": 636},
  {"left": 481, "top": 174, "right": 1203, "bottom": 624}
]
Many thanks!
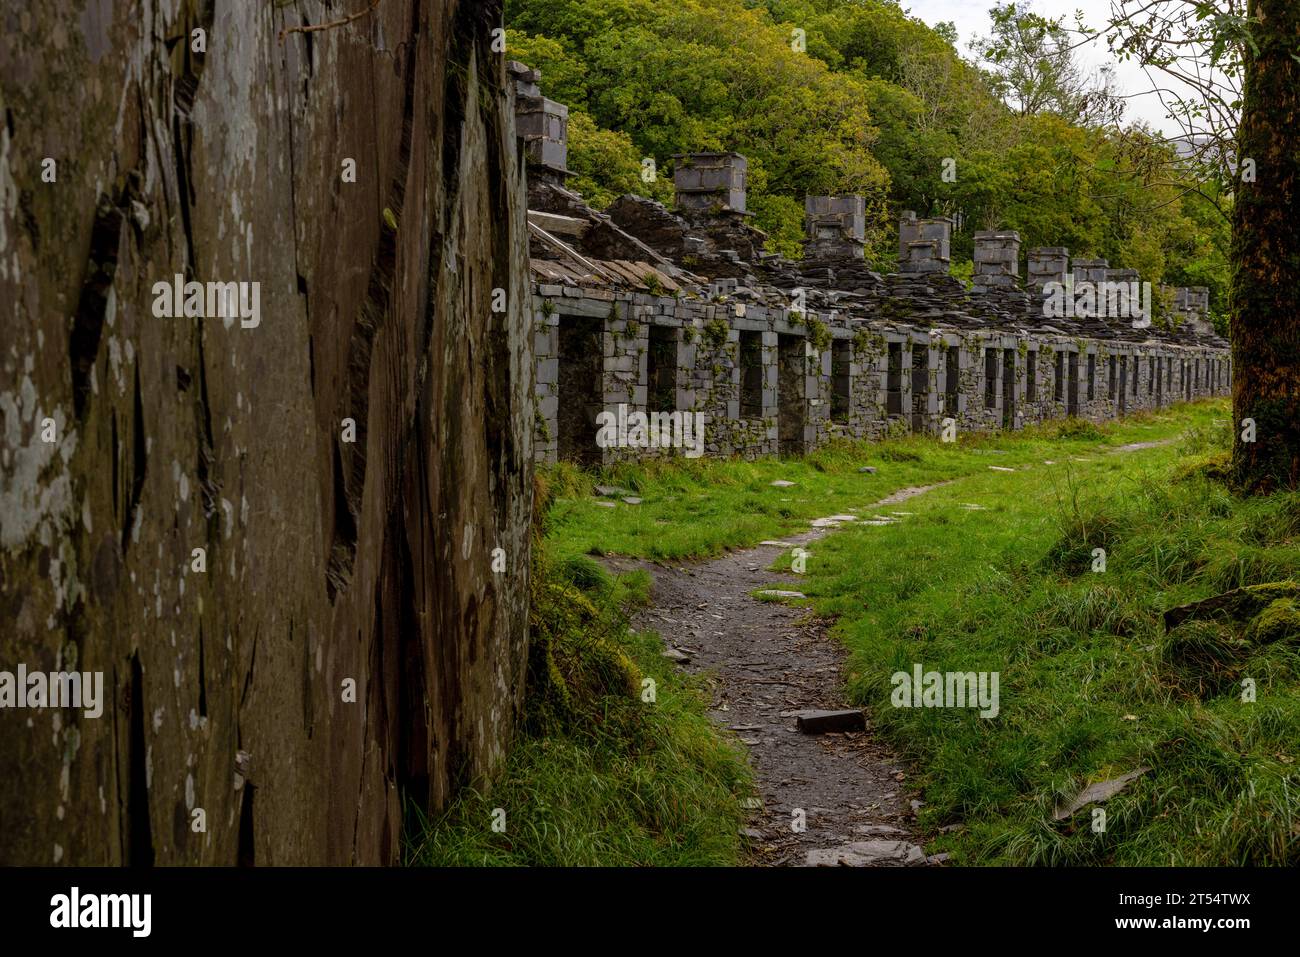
[
  {"left": 1230, "top": 0, "right": 1300, "bottom": 493},
  {"left": 0, "top": 1, "right": 533, "bottom": 865}
]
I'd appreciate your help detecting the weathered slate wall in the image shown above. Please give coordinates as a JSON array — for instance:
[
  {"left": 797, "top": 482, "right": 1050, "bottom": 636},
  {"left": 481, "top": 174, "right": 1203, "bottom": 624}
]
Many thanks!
[{"left": 0, "top": 0, "right": 532, "bottom": 865}]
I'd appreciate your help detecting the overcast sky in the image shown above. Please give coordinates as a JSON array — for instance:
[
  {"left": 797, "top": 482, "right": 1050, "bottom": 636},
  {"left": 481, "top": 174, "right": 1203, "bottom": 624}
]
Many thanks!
[{"left": 903, "top": 0, "right": 1186, "bottom": 136}]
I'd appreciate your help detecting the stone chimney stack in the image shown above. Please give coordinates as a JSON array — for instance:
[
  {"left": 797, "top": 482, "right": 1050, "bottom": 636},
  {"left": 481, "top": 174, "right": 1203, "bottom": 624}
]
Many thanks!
[
  {"left": 898, "top": 211, "right": 951, "bottom": 274},
  {"left": 673, "top": 152, "right": 748, "bottom": 214},
  {"left": 1071, "top": 258, "right": 1109, "bottom": 286},
  {"left": 1172, "top": 286, "right": 1214, "bottom": 334},
  {"left": 972, "top": 230, "right": 1021, "bottom": 290},
  {"left": 509, "top": 61, "right": 570, "bottom": 190},
  {"left": 1026, "top": 247, "right": 1069, "bottom": 293},
  {"left": 803, "top": 195, "right": 866, "bottom": 260}
]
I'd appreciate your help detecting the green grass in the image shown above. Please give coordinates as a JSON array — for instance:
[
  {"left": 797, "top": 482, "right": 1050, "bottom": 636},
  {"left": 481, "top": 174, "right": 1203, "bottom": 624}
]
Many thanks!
[
  {"left": 775, "top": 400, "right": 1300, "bottom": 865},
  {"left": 413, "top": 399, "right": 1298, "bottom": 866},
  {"left": 406, "top": 544, "right": 752, "bottom": 866},
  {"left": 543, "top": 402, "right": 1227, "bottom": 563}
]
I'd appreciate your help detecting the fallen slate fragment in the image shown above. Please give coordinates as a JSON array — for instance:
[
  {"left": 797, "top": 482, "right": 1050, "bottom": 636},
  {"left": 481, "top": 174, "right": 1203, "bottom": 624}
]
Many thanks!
[
  {"left": 757, "top": 589, "right": 807, "bottom": 600},
  {"left": 855, "top": 824, "right": 908, "bottom": 837},
  {"left": 740, "top": 828, "right": 766, "bottom": 840},
  {"left": 661, "top": 647, "right": 691, "bottom": 663},
  {"left": 1053, "top": 767, "right": 1150, "bottom": 821},
  {"left": 759, "top": 540, "right": 796, "bottom": 547},
  {"left": 621, "top": 496, "right": 642, "bottom": 505},
  {"left": 593, "top": 485, "right": 632, "bottom": 497},
  {"left": 593, "top": 501, "right": 617, "bottom": 508},
  {"left": 858, "top": 466, "right": 878, "bottom": 474},
  {"left": 770, "top": 480, "right": 796, "bottom": 487},
  {"left": 988, "top": 465, "right": 1016, "bottom": 472},
  {"left": 805, "top": 840, "right": 926, "bottom": 867},
  {"left": 796, "top": 709, "right": 866, "bottom": 734}
]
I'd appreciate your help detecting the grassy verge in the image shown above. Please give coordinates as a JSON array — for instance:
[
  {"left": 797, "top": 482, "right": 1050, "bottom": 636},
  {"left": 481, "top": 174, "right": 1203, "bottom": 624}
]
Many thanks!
[
  {"left": 776, "top": 400, "right": 1300, "bottom": 864},
  {"left": 412, "top": 400, "right": 1296, "bottom": 866},
  {"left": 406, "top": 507, "right": 752, "bottom": 866},
  {"left": 544, "top": 401, "right": 1226, "bottom": 563}
]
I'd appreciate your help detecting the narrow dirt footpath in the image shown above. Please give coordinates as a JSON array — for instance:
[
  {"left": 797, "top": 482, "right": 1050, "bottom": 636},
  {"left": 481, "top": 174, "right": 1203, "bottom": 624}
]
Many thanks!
[{"left": 607, "top": 484, "right": 951, "bottom": 866}]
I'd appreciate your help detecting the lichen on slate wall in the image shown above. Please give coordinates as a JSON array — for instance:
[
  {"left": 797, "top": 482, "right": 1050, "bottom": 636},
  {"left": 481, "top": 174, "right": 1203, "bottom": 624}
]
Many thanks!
[{"left": 0, "top": 0, "right": 533, "bottom": 865}]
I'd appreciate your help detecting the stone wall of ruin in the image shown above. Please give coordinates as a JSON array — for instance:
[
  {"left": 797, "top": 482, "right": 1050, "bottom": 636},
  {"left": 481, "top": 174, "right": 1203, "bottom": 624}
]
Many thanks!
[{"left": 532, "top": 289, "right": 1232, "bottom": 466}]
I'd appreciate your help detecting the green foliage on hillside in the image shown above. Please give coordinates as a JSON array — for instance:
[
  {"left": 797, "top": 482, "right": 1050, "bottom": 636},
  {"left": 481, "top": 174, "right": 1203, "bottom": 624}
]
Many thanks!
[{"left": 506, "top": 0, "right": 1229, "bottom": 315}]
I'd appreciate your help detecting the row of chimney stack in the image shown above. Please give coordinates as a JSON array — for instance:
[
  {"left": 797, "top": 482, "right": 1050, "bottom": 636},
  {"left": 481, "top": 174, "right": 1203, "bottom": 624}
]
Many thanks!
[{"left": 508, "top": 62, "right": 1210, "bottom": 320}]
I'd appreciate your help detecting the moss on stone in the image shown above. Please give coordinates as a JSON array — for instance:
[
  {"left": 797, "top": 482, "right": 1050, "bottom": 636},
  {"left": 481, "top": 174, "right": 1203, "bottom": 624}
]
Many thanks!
[
  {"left": 1243, "top": 597, "right": 1300, "bottom": 645},
  {"left": 806, "top": 316, "right": 831, "bottom": 351},
  {"left": 1170, "top": 450, "right": 1230, "bottom": 484},
  {"left": 702, "top": 317, "right": 729, "bottom": 348}
]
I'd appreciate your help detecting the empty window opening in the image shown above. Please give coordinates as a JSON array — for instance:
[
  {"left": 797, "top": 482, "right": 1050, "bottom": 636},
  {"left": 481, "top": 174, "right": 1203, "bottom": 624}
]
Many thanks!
[
  {"left": 557, "top": 315, "right": 604, "bottom": 466},
  {"left": 912, "top": 347, "right": 930, "bottom": 433},
  {"left": 984, "top": 348, "right": 998, "bottom": 409},
  {"left": 738, "top": 330, "right": 763, "bottom": 418},
  {"left": 647, "top": 325, "right": 677, "bottom": 413},
  {"left": 1055, "top": 351, "right": 1065, "bottom": 402},
  {"left": 778, "top": 334, "right": 806, "bottom": 456},
  {"left": 1108, "top": 356, "right": 1117, "bottom": 400},
  {"left": 1087, "top": 354, "right": 1096, "bottom": 401},
  {"left": 1002, "top": 348, "right": 1016, "bottom": 429},
  {"left": 886, "top": 342, "right": 903, "bottom": 416},
  {"left": 831, "top": 338, "right": 851, "bottom": 424},
  {"left": 944, "top": 346, "right": 960, "bottom": 417},
  {"left": 1026, "top": 350, "right": 1037, "bottom": 402},
  {"left": 1067, "top": 354, "right": 1079, "bottom": 416}
]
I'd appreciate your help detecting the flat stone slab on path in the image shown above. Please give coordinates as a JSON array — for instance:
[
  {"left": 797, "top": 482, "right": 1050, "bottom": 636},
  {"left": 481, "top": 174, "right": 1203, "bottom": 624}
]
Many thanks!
[{"left": 805, "top": 840, "right": 927, "bottom": 867}]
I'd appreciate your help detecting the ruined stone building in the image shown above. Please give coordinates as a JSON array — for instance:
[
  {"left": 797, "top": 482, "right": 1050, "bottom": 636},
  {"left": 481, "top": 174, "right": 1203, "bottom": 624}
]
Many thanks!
[{"left": 512, "top": 63, "right": 1232, "bottom": 466}]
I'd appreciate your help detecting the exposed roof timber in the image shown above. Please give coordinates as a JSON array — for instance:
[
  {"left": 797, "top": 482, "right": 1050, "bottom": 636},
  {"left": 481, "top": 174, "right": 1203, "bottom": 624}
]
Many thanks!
[
  {"left": 527, "top": 220, "right": 614, "bottom": 283},
  {"left": 527, "top": 209, "right": 588, "bottom": 237}
]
